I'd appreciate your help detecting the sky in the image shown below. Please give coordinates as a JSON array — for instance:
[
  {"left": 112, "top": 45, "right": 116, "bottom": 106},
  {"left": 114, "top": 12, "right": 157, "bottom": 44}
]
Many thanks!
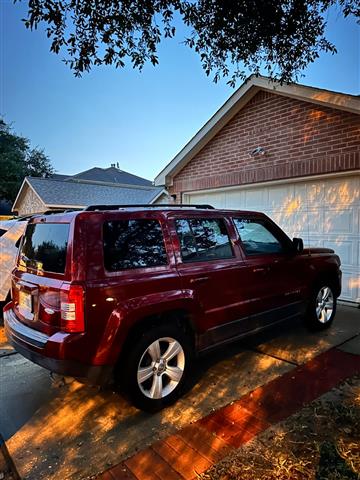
[{"left": 1, "top": 1, "right": 359, "bottom": 181}]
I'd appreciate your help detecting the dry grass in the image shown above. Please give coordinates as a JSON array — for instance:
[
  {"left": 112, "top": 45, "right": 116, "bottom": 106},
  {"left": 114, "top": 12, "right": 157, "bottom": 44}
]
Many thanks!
[{"left": 200, "top": 376, "right": 360, "bottom": 480}]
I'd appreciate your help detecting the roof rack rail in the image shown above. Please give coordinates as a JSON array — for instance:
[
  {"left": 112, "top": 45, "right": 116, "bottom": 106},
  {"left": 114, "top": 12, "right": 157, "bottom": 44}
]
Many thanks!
[
  {"left": 42, "top": 209, "right": 83, "bottom": 215},
  {"left": 84, "top": 204, "right": 214, "bottom": 211}
]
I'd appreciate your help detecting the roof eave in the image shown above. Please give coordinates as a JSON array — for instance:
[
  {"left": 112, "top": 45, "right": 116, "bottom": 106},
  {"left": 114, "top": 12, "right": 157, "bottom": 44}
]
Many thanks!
[{"left": 149, "top": 188, "right": 168, "bottom": 204}]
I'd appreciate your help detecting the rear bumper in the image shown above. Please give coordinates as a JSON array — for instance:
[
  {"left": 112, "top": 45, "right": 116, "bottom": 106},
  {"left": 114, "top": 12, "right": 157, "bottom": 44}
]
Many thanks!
[{"left": 3, "top": 303, "right": 113, "bottom": 385}]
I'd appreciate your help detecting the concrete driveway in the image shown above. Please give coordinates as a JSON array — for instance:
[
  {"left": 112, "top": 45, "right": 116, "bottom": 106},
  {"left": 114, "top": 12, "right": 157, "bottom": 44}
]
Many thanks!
[{"left": 0, "top": 305, "right": 359, "bottom": 480}]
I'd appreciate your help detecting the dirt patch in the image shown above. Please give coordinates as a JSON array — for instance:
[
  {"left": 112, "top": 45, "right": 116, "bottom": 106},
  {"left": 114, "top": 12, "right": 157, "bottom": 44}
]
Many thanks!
[{"left": 200, "top": 375, "right": 360, "bottom": 480}]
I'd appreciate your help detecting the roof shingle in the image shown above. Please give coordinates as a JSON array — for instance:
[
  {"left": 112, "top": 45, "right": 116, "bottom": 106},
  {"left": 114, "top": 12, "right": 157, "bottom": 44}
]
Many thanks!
[
  {"left": 27, "top": 177, "right": 163, "bottom": 207},
  {"left": 69, "top": 167, "right": 152, "bottom": 186}
]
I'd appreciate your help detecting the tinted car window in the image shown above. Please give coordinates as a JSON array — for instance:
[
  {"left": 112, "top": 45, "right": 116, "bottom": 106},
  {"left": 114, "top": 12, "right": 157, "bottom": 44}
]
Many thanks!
[
  {"left": 175, "top": 218, "right": 233, "bottom": 262},
  {"left": 0, "top": 229, "right": 6, "bottom": 237},
  {"left": 103, "top": 219, "right": 168, "bottom": 271},
  {"left": 233, "top": 218, "right": 284, "bottom": 255},
  {"left": 19, "top": 223, "right": 70, "bottom": 273}
]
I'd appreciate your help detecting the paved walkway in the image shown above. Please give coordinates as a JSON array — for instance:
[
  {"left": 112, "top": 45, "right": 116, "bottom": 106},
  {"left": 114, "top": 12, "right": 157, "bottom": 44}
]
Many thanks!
[{"left": 98, "top": 346, "right": 360, "bottom": 480}]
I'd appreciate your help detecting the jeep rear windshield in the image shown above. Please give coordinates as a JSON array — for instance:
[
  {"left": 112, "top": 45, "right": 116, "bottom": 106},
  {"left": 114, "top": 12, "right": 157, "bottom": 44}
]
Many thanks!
[{"left": 19, "top": 223, "right": 70, "bottom": 274}]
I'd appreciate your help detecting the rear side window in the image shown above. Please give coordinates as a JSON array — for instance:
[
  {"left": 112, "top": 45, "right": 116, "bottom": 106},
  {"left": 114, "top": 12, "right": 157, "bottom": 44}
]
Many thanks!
[
  {"left": 19, "top": 223, "right": 70, "bottom": 273},
  {"left": 103, "top": 219, "right": 168, "bottom": 271},
  {"left": 233, "top": 218, "right": 284, "bottom": 255},
  {"left": 0, "top": 228, "right": 6, "bottom": 237},
  {"left": 175, "top": 218, "right": 233, "bottom": 263}
]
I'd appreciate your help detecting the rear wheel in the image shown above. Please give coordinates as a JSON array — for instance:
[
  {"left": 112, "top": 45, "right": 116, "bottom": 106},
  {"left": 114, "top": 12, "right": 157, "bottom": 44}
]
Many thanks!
[
  {"left": 120, "top": 323, "right": 193, "bottom": 412},
  {"left": 306, "top": 284, "right": 336, "bottom": 330}
]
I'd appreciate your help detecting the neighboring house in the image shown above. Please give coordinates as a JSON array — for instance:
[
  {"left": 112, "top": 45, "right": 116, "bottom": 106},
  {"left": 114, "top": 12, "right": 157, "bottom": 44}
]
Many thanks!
[
  {"left": 155, "top": 75, "right": 360, "bottom": 305},
  {"left": 13, "top": 166, "right": 169, "bottom": 215}
]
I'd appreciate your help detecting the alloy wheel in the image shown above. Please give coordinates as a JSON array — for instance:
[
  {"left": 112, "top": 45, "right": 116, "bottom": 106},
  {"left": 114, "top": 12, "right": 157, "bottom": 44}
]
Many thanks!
[
  {"left": 316, "top": 286, "right": 334, "bottom": 323},
  {"left": 137, "top": 337, "right": 185, "bottom": 399}
]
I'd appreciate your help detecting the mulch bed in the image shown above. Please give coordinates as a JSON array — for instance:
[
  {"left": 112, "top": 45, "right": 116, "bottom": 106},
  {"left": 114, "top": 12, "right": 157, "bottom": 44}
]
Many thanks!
[{"left": 200, "top": 375, "right": 360, "bottom": 480}]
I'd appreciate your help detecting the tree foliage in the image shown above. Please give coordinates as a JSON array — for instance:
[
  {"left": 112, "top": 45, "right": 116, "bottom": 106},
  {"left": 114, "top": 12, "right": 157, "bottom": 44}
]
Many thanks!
[
  {"left": 0, "top": 118, "right": 54, "bottom": 203},
  {"left": 18, "top": 0, "right": 359, "bottom": 85}
]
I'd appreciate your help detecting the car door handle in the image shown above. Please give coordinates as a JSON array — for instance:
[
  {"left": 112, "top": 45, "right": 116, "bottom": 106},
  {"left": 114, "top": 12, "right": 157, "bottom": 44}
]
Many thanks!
[
  {"left": 190, "top": 276, "right": 209, "bottom": 285},
  {"left": 252, "top": 267, "right": 269, "bottom": 273}
]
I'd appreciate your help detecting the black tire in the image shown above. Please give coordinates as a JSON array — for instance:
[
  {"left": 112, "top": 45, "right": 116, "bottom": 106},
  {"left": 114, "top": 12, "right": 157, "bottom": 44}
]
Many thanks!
[
  {"left": 306, "top": 283, "right": 337, "bottom": 331},
  {"left": 119, "top": 323, "right": 193, "bottom": 412}
]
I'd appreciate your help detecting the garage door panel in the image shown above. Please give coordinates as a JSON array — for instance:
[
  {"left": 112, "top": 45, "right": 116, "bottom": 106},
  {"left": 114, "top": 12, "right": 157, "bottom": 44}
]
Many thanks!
[
  {"left": 324, "top": 178, "right": 360, "bottom": 207},
  {"left": 323, "top": 239, "right": 354, "bottom": 267},
  {"left": 305, "top": 237, "right": 324, "bottom": 248},
  {"left": 244, "top": 188, "right": 266, "bottom": 208},
  {"left": 224, "top": 190, "right": 244, "bottom": 209},
  {"left": 341, "top": 270, "right": 360, "bottom": 302},
  {"left": 323, "top": 208, "right": 354, "bottom": 234},
  {"left": 267, "top": 185, "right": 294, "bottom": 208},
  {"left": 296, "top": 183, "right": 323, "bottom": 208}
]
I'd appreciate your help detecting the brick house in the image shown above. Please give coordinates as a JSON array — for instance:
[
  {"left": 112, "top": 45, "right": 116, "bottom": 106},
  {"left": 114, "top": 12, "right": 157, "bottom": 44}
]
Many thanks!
[{"left": 155, "top": 75, "right": 360, "bottom": 304}]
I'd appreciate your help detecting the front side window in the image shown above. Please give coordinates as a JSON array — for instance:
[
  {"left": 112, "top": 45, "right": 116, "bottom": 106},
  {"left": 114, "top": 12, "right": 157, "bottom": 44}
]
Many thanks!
[
  {"left": 175, "top": 218, "right": 233, "bottom": 263},
  {"left": 233, "top": 218, "right": 284, "bottom": 255},
  {"left": 103, "top": 219, "right": 168, "bottom": 271}
]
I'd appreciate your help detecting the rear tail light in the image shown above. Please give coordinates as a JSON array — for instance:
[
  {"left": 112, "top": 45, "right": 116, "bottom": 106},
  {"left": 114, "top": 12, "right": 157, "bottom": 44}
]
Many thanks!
[{"left": 60, "top": 284, "right": 85, "bottom": 333}]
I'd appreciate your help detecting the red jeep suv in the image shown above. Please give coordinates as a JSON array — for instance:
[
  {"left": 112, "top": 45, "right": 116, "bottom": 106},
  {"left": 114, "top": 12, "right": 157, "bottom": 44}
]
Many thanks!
[{"left": 4, "top": 205, "right": 341, "bottom": 411}]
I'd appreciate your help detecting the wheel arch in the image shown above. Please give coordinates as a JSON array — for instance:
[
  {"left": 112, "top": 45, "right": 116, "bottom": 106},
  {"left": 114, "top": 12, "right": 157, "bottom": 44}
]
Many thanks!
[
  {"left": 312, "top": 269, "right": 341, "bottom": 298},
  {"left": 119, "top": 308, "right": 196, "bottom": 360}
]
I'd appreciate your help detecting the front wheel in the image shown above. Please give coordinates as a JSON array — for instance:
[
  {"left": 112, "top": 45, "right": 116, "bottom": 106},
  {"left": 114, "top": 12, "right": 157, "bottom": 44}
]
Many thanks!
[
  {"left": 120, "top": 324, "right": 193, "bottom": 412},
  {"left": 306, "top": 284, "right": 337, "bottom": 330}
]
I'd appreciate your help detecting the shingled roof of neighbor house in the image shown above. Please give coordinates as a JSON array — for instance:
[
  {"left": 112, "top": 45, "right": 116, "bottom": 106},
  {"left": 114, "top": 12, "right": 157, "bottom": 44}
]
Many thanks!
[
  {"left": 26, "top": 177, "right": 163, "bottom": 208},
  {"left": 62, "top": 166, "right": 153, "bottom": 187}
]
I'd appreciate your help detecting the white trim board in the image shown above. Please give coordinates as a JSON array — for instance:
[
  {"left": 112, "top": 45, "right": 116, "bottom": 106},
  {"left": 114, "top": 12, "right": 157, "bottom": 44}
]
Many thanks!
[{"left": 181, "top": 170, "right": 360, "bottom": 198}]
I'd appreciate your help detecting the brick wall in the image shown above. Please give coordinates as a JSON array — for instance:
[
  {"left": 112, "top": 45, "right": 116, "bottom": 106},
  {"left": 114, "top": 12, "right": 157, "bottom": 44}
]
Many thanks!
[{"left": 170, "top": 91, "right": 360, "bottom": 200}]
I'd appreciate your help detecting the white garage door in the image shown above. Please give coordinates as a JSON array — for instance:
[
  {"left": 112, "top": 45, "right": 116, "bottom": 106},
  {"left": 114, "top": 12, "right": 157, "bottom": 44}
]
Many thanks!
[{"left": 184, "top": 174, "right": 360, "bottom": 304}]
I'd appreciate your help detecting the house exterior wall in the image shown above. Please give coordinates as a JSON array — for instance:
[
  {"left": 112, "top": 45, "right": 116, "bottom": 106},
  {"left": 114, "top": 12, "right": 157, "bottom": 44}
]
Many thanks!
[
  {"left": 152, "top": 192, "right": 172, "bottom": 204},
  {"left": 169, "top": 91, "right": 360, "bottom": 200},
  {"left": 17, "top": 187, "right": 46, "bottom": 216}
]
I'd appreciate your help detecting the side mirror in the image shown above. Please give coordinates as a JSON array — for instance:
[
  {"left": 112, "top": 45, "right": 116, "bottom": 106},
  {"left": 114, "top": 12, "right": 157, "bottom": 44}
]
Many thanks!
[{"left": 293, "top": 237, "right": 304, "bottom": 253}]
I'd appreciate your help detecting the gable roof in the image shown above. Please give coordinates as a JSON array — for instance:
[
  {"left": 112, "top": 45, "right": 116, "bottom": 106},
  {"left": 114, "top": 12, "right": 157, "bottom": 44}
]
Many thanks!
[
  {"left": 154, "top": 75, "right": 360, "bottom": 186},
  {"left": 12, "top": 177, "right": 164, "bottom": 212},
  {"left": 69, "top": 166, "right": 152, "bottom": 186}
]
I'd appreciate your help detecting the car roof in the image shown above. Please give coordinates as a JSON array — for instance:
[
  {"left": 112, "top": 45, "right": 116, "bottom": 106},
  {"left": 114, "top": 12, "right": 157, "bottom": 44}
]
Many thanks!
[{"left": 29, "top": 206, "right": 266, "bottom": 223}]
